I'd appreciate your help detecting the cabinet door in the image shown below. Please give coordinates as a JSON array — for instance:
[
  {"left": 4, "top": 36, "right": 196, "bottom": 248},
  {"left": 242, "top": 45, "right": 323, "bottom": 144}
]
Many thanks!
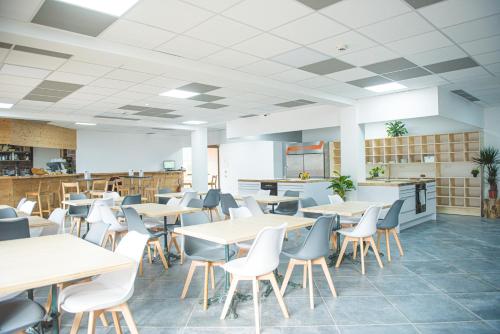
[
  {"left": 303, "top": 154, "right": 325, "bottom": 177},
  {"left": 286, "top": 155, "right": 303, "bottom": 178}
]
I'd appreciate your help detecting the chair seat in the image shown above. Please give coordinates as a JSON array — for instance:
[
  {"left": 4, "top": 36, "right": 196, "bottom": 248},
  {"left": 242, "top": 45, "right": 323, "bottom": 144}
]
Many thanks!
[
  {"left": 274, "top": 210, "right": 296, "bottom": 216},
  {"left": 337, "top": 227, "right": 372, "bottom": 238},
  {"left": 187, "top": 247, "right": 234, "bottom": 262},
  {"left": 69, "top": 213, "right": 87, "bottom": 218},
  {"left": 281, "top": 246, "right": 315, "bottom": 261},
  {"left": 222, "top": 257, "right": 273, "bottom": 277},
  {"left": 236, "top": 241, "right": 253, "bottom": 250},
  {"left": 0, "top": 299, "right": 45, "bottom": 333},
  {"left": 109, "top": 224, "right": 128, "bottom": 233}
]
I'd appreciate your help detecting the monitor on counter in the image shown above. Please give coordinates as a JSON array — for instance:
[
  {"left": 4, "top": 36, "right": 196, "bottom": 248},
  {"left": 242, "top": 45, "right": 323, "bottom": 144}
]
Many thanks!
[{"left": 163, "top": 160, "right": 176, "bottom": 170}]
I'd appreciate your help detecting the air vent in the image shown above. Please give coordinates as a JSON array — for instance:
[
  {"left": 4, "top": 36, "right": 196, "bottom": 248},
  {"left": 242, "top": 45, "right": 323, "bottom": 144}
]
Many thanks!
[
  {"left": 23, "top": 80, "right": 83, "bottom": 102},
  {"left": 275, "top": 99, "right": 316, "bottom": 108},
  {"left": 94, "top": 115, "right": 140, "bottom": 121},
  {"left": 240, "top": 114, "right": 258, "bottom": 118},
  {"left": 451, "top": 89, "right": 480, "bottom": 102}
]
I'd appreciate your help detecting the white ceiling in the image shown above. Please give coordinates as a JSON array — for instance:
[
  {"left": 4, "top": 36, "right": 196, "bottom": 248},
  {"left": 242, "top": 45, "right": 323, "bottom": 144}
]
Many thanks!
[{"left": 0, "top": 0, "right": 498, "bottom": 132}]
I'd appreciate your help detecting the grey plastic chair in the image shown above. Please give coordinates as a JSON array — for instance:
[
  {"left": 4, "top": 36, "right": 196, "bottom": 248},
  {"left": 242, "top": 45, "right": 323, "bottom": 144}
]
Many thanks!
[
  {"left": 121, "top": 194, "right": 142, "bottom": 205},
  {"left": 180, "top": 211, "right": 235, "bottom": 310},
  {"left": 68, "top": 193, "right": 89, "bottom": 237},
  {"left": 0, "top": 217, "right": 30, "bottom": 241},
  {"left": 274, "top": 190, "right": 299, "bottom": 216},
  {"left": 187, "top": 198, "right": 203, "bottom": 208},
  {"left": 157, "top": 188, "right": 172, "bottom": 205},
  {"left": 281, "top": 215, "right": 337, "bottom": 309},
  {"left": 83, "top": 221, "right": 110, "bottom": 246},
  {"left": 220, "top": 193, "right": 238, "bottom": 218},
  {"left": 376, "top": 199, "right": 405, "bottom": 261},
  {"left": 300, "top": 197, "right": 322, "bottom": 219},
  {"left": 203, "top": 189, "right": 220, "bottom": 221},
  {"left": 0, "top": 207, "right": 17, "bottom": 219}
]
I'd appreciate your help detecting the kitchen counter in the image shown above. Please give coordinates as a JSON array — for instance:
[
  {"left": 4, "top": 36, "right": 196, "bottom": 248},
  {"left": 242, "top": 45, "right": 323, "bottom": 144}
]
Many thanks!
[
  {"left": 358, "top": 179, "right": 436, "bottom": 187},
  {"left": 238, "top": 178, "right": 330, "bottom": 183}
]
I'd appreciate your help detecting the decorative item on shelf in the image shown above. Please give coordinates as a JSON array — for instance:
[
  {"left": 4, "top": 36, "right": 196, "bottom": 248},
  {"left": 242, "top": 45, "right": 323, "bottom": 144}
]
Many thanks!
[
  {"left": 473, "top": 146, "right": 499, "bottom": 200},
  {"left": 84, "top": 171, "right": 91, "bottom": 179},
  {"left": 139, "top": 170, "right": 144, "bottom": 177},
  {"left": 298, "top": 171, "right": 310, "bottom": 180},
  {"left": 31, "top": 167, "right": 47, "bottom": 175},
  {"left": 327, "top": 171, "right": 355, "bottom": 200},
  {"left": 423, "top": 155, "right": 435, "bottom": 163},
  {"left": 471, "top": 167, "right": 480, "bottom": 178},
  {"left": 385, "top": 120, "right": 408, "bottom": 137},
  {"left": 128, "top": 169, "right": 134, "bottom": 176},
  {"left": 369, "top": 166, "right": 385, "bottom": 179}
]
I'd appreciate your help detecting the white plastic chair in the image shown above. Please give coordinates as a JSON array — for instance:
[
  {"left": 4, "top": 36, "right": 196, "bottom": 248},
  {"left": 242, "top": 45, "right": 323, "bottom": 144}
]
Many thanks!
[
  {"left": 229, "top": 207, "right": 254, "bottom": 256},
  {"left": 328, "top": 194, "right": 343, "bottom": 204},
  {"left": 16, "top": 197, "right": 27, "bottom": 210},
  {"left": 40, "top": 208, "right": 68, "bottom": 236},
  {"left": 335, "top": 206, "right": 384, "bottom": 274},
  {"left": 103, "top": 191, "right": 121, "bottom": 201},
  {"left": 59, "top": 231, "right": 149, "bottom": 334},
  {"left": 220, "top": 224, "right": 289, "bottom": 334},
  {"left": 255, "top": 190, "right": 270, "bottom": 211},
  {"left": 180, "top": 191, "right": 197, "bottom": 207},
  {"left": 88, "top": 202, "right": 128, "bottom": 251},
  {"left": 87, "top": 198, "right": 114, "bottom": 223},
  {"left": 18, "top": 200, "right": 36, "bottom": 215},
  {"left": 243, "top": 196, "right": 264, "bottom": 216}
]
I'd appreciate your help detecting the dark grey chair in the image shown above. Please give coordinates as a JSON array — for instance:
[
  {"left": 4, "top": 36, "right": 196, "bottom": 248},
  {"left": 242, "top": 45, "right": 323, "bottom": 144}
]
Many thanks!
[
  {"left": 157, "top": 188, "right": 172, "bottom": 205},
  {"left": 220, "top": 193, "right": 238, "bottom": 218},
  {"left": 274, "top": 190, "right": 299, "bottom": 216},
  {"left": 375, "top": 199, "right": 405, "bottom": 262},
  {"left": 68, "top": 193, "right": 89, "bottom": 237},
  {"left": 187, "top": 198, "right": 203, "bottom": 208},
  {"left": 180, "top": 211, "right": 235, "bottom": 310},
  {"left": 122, "top": 207, "right": 168, "bottom": 272},
  {"left": 83, "top": 221, "right": 110, "bottom": 246},
  {"left": 0, "top": 217, "right": 30, "bottom": 241},
  {"left": 117, "top": 194, "right": 142, "bottom": 219},
  {"left": 300, "top": 197, "right": 322, "bottom": 219},
  {"left": 0, "top": 207, "right": 17, "bottom": 219},
  {"left": 281, "top": 215, "right": 337, "bottom": 309},
  {"left": 203, "top": 189, "right": 220, "bottom": 221}
]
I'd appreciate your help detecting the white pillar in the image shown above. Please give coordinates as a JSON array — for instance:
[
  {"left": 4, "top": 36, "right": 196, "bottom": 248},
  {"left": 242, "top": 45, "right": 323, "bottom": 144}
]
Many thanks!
[
  {"left": 340, "top": 107, "right": 366, "bottom": 200},
  {"left": 191, "top": 128, "right": 208, "bottom": 191}
]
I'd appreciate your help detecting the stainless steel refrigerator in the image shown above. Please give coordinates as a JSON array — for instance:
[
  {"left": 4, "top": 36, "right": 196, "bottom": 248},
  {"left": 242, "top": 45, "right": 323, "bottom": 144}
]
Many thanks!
[{"left": 285, "top": 141, "right": 329, "bottom": 178}]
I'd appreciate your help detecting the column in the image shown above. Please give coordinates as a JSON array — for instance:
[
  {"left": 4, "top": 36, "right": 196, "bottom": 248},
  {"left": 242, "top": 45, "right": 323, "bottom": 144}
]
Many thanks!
[{"left": 191, "top": 128, "right": 208, "bottom": 192}]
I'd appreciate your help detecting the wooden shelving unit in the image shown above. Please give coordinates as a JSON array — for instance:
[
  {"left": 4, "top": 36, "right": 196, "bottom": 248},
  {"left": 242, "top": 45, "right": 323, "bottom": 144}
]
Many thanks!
[
  {"left": 329, "top": 140, "right": 341, "bottom": 176},
  {"left": 365, "top": 131, "right": 481, "bottom": 216}
]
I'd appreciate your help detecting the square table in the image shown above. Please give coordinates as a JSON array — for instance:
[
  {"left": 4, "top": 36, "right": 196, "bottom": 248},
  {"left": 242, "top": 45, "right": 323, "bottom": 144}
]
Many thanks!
[
  {"left": 233, "top": 195, "right": 299, "bottom": 212},
  {"left": 0, "top": 234, "right": 133, "bottom": 333}
]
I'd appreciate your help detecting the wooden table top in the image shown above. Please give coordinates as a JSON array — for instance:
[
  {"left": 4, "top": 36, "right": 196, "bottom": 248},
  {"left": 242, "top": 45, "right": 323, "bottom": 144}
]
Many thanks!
[
  {"left": 62, "top": 197, "right": 128, "bottom": 206},
  {"left": 120, "top": 203, "right": 201, "bottom": 217},
  {"left": 174, "top": 214, "right": 315, "bottom": 245},
  {"left": 300, "top": 201, "right": 391, "bottom": 217},
  {"left": 0, "top": 234, "right": 133, "bottom": 294},
  {"left": 233, "top": 195, "right": 299, "bottom": 204},
  {"left": 155, "top": 191, "right": 207, "bottom": 199}
]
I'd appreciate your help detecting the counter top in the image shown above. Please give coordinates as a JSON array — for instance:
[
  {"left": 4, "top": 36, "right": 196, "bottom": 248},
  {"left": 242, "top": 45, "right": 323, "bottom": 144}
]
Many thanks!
[
  {"left": 0, "top": 170, "right": 183, "bottom": 180},
  {"left": 358, "top": 179, "right": 436, "bottom": 187},
  {"left": 239, "top": 178, "right": 331, "bottom": 183}
]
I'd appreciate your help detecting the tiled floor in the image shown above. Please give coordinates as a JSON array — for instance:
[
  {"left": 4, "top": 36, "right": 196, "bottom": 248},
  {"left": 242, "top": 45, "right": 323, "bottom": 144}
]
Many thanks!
[{"left": 39, "top": 214, "right": 500, "bottom": 333}]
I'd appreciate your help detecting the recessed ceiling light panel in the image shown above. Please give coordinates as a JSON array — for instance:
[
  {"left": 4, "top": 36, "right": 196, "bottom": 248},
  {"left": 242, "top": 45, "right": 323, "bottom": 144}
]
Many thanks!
[
  {"left": 56, "top": 0, "right": 139, "bottom": 16},
  {"left": 75, "top": 122, "right": 96, "bottom": 126},
  {"left": 365, "top": 82, "right": 407, "bottom": 93},
  {"left": 182, "top": 120, "right": 207, "bottom": 125},
  {"left": 160, "top": 89, "right": 200, "bottom": 99},
  {"left": 0, "top": 102, "right": 13, "bottom": 109}
]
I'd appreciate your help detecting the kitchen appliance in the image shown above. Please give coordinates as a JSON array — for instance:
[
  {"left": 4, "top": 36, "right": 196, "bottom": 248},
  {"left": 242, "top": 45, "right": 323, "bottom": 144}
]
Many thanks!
[
  {"left": 285, "top": 141, "right": 329, "bottom": 178},
  {"left": 415, "top": 182, "right": 427, "bottom": 214},
  {"left": 260, "top": 181, "right": 277, "bottom": 196}
]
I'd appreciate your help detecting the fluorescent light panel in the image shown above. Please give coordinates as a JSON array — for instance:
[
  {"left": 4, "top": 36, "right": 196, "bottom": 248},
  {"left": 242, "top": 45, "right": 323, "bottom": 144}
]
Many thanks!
[
  {"left": 0, "top": 103, "right": 13, "bottom": 109},
  {"left": 75, "top": 122, "right": 96, "bottom": 126},
  {"left": 365, "top": 82, "right": 407, "bottom": 93},
  {"left": 160, "top": 89, "right": 200, "bottom": 99},
  {"left": 182, "top": 120, "right": 207, "bottom": 125},
  {"left": 56, "top": 0, "right": 139, "bottom": 16}
]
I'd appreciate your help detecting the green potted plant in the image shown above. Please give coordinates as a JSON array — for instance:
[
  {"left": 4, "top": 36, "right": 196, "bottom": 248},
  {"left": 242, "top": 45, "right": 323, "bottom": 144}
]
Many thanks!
[
  {"left": 473, "top": 147, "right": 499, "bottom": 199},
  {"left": 386, "top": 120, "right": 408, "bottom": 137},
  {"left": 328, "top": 171, "right": 356, "bottom": 200},
  {"left": 471, "top": 167, "right": 480, "bottom": 178},
  {"left": 369, "top": 166, "right": 385, "bottom": 179}
]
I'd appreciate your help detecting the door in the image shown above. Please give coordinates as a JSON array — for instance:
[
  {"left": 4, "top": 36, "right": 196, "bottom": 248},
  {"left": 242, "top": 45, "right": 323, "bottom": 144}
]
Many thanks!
[
  {"left": 286, "top": 154, "right": 303, "bottom": 178},
  {"left": 303, "top": 153, "right": 325, "bottom": 177}
]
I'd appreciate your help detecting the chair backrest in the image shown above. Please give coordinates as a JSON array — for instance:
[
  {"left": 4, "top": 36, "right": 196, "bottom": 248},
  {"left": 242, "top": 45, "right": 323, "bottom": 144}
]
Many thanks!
[
  {"left": 350, "top": 206, "right": 382, "bottom": 237},
  {"left": 243, "top": 196, "right": 264, "bottom": 216},
  {"left": 92, "top": 180, "right": 108, "bottom": 191},
  {"left": 18, "top": 200, "right": 36, "bottom": 215},
  {"left": 98, "top": 205, "right": 123, "bottom": 231},
  {"left": 295, "top": 215, "right": 335, "bottom": 259},
  {"left": 377, "top": 199, "right": 405, "bottom": 229},
  {"left": 256, "top": 189, "right": 270, "bottom": 197},
  {"left": 180, "top": 191, "right": 197, "bottom": 207},
  {"left": 16, "top": 197, "right": 27, "bottom": 210},
  {"left": 166, "top": 197, "right": 181, "bottom": 224},
  {"left": 157, "top": 188, "right": 172, "bottom": 205},
  {"left": 122, "top": 207, "right": 150, "bottom": 235},
  {"left": 62, "top": 182, "right": 80, "bottom": 203},
  {"left": 275, "top": 190, "right": 299, "bottom": 214},
  {"left": 203, "top": 189, "right": 220, "bottom": 208},
  {"left": 300, "top": 197, "right": 321, "bottom": 218},
  {"left": 121, "top": 194, "right": 142, "bottom": 205},
  {"left": 328, "top": 194, "right": 344, "bottom": 204},
  {"left": 48, "top": 208, "right": 67, "bottom": 233},
  {"left": 0, "top": 217, "right": 30, "bottom": 241},
  {"left": 84, "top": 221, "right": 110, "bottom": 246},
  {"left": 68, "top": 193, "right": 89, "bottom": 216},
  {"left": 86, "top": 198, "right": 113, "bottom": 222},
  {"left": 187, "top": 198, "right": 203, "bottom": 208},
  {"left": 180, "top": 211, "right": 214, "bottom": 256},
  {"left": 229, "top": 206, "right": 253, "bottom": 220},
  {"left": 103, "top": 191, "right": 120, "bottom": 201},
  {"left": 244, "top": 223, "right": 287, "bottom": 276},
  {"left": 0, "top": 207, "right": 17, "bottom": 219},
  {"left": 220, "top": 193, "right": 238, "bottom": 216}
]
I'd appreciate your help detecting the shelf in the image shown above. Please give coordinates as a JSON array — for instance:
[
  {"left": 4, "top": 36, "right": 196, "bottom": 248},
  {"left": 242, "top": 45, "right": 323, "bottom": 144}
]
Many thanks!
[{"left": 0, "top": 160, "right": 31, "bottom": 162}]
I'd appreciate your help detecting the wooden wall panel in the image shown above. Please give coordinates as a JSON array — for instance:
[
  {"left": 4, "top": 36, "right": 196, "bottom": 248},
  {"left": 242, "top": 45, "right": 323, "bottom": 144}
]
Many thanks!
[{"left": 0, "top": 119, "right": 76, "bottom": 149}]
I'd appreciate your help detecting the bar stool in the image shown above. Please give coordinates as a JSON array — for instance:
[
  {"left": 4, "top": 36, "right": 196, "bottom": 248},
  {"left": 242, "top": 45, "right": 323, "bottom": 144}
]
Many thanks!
[
  {"left": 25, "top": 181, "right": 54, "bottom": 217},
  {"left": 90, "top": 179, "right": 108, "bottom": 198},
  {"left": 61, "top": 182, "right": 80, "bottom": 209},
  {"left": 113, "top": 177, "right": 130, "bottom": 196},
  {"left": 143, "top": 176, "right": 160, "bottom": 203}
]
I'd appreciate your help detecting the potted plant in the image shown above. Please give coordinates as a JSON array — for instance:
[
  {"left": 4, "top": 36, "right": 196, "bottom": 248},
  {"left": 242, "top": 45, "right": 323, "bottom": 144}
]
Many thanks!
[
  {"left": 386, "top": 120, "right": 408, "bottom": 137},
  {"left": 369, "top": 166, "right": 385, "bottom": 179},
  {"left": 473, "top": 147, "right": 499, "bottom": 199},
  {"left": 471, "top": 167, "right": 480, "bottom": 178},
  {"left": 328, "top": 171, "right": 355, "bottom": 200}
]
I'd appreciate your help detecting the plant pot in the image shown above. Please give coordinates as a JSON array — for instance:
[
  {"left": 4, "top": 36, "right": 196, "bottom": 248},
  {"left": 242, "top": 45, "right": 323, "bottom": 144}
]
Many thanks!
[
  {"left": 489, "top": 190, "right": 498, "bottom": 199},
  {"left": 471, "top": 172, "right": 479, "bottom": 178},
  {"left": 372, "top": 173, "right": 379, "bottom": 178}
]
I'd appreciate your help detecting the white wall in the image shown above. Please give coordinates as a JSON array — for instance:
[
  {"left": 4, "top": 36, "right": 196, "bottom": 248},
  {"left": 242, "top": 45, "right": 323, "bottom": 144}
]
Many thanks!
[
  {"left": 483, "top": 107, "right": 500, "bottom": 194},
  {"left": 302, "top": 126, "right": 340, "bottom": 142},
  {"left": 76, "top": 130, "right": 190, "bottom": 173},
  {"left": 438, "top": 87, "right": 484, "bottom": 128},
  {"left": 33, "top": 147, "right": 60, "bottom": 168}
]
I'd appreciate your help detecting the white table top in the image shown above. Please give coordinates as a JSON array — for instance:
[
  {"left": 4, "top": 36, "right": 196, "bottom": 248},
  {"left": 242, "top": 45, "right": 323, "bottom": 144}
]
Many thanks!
[
  {"left": 0, "top": 234, "right": 133, "bottom": 294},
  {"left": 120, "top": 203, "right": 201, "bottom": 217},
  {"left": 233, "top": 195, "right": 298, "bottom": 204},
  {"left": 155, "top": 191, "right": 207, "bottom": 199},
  {"left": 174, "top": 214, "right": 315, "bottom": 245},
  {"left": 300, "top": 201, "right": 391, "bottom": 217}
]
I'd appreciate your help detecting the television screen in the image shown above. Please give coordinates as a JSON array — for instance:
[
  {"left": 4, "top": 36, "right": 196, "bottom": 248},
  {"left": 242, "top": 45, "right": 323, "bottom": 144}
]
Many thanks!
[{"left": 163, "top": 160, "right": 175, "bottom": 170}]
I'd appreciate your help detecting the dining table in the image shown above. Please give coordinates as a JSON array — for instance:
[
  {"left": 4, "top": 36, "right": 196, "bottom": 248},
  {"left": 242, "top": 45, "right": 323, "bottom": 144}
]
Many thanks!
[
  {"left": 154, "top": 191, "right": 207, "bottom": 199},
  {"left": 233, "top": 195, "right": 299, "bottom": 213}
]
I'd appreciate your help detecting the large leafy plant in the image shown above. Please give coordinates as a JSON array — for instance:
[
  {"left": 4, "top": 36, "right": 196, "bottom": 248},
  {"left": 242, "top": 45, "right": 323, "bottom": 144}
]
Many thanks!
[
  {"left": 473, "top": 146, "right": 499, "bottom": 198},
  {"left": 328, "top": 171, "right": 356, "bottom": 200},
  {"left": 386, "top": 120, "right": 408, "bottom": 137}
]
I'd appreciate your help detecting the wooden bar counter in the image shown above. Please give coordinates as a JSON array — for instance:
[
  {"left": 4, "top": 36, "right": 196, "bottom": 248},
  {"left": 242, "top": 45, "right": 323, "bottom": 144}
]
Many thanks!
[{"left": 0, "top": 171, "right": 184, "bottom": 208}]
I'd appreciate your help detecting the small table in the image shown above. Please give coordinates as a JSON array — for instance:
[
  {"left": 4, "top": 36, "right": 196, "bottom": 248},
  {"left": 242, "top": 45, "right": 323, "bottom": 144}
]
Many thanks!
[
  {"left": 0, "top": 234, "right": 133, "bottom": 334},
  {"left": 62, "top": 197, "right": 126, "bottom": 207},
  {"left": 233, "top": 195, "right": 298, "bottom": 213}
]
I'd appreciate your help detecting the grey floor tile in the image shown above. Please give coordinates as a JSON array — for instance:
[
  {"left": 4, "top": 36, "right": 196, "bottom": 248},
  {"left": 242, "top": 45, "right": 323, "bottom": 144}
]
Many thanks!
[
  {"left": 368, "top": 275, "right": 440, "bottom": 296},
  {"left": 402, "top": 260, "right": 463, "bottom": 275},
  {"left": 337, "top": 324, "right": 418, "bottom": 334},
  {"left": 421, "top": 274, "right": 498, "bottom": 293},
  {"left": 415, "top": 321, "right": 499, "bottom": 334},
  {"left": 450, "top": 292, "right": 500, "bottom": 320}
]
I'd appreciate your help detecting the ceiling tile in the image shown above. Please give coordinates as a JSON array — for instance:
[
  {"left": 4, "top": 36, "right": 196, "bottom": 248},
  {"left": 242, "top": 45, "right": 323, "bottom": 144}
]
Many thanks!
[
  {"left": 38, "top": 80, "right": 83, "bottom": 91},
  {"left": 222, "top": 0, "right": 312, "bottom": 30},
  {"left": 30, "top": 87, "right": 71, "bottom": 98},
  {"left": 232, "top": 33, "right": 300, "bottom": 59},
  {"left": 57, "top": 60, "right": 113, "bottom": 77},
  {"left": 13, "top": 45, "right": 72, "bottom": 59},
  {"left": 347, "top": 76, "right": 392, "bottom": 88},
  {"left": 299, "top": 58, "right": 354, "bottom": 75},
  {"left": 142, "top": 76, "right": 189, "bottom": 88},
  {"left": 399, "top": 74, "right": 448, "bottom": 89},
  {"left": 202, "top": 49, "right": 260, "bottom": 69},
  {"left": 196, "top": 102, "right": 228, "bottom": 109},
  {"left": 125, "top": 0, "right": 213, "bottom": 33},
  {"left": 269, "top": 69, "right": 316, "bottom": 83},
  {"left": 308, "top": 31, "right": 377, "bottom": 57},
  {"left": 387, "top": 31, "right": 453, "bottom": 55},
  {"left": 99, "top": 19, "right": 176, "bottom": 49},
  {"left": 0, "top": 42, "right": 12, "bottom": 49},
  {"left": 296, "top": 76, "right": 342, "bottom": 88},
  {"left": 419, "top": 0, "right": 500, "bottom": 28},
  {"left": 0, "top": 74, "right": 42, "bottom": 87},
  {"left": 337, "top": 46, "right": 398, "bottom": 67},
  {"left": 185, "top": 16, "right": 260, "bottom": 47},
  {"left": 24, "top": 94, "right": 59, "bottom": 102},
  {"left": 183, "top": 0, "right": 242, "bottom": 12},
  {"left": 475, "top": 51, "right": 500, "bottom": 65},
  {"left": 178, "top": 82, "right": 220, "bottom": 93},
  {"left": 78, "top": 86, "right": 120, "bottom": 96},
  {"left": 327, "top": 67, "right": 377, "bottom": 82},
  {"left": 91, "top": 78, "right": 135, "bottom": 89},
  {"left": 0, "top": 0, "right": 43, "bottom": 21},
  {"left": 275, "top": 99, "right": 316, "bottom": 107},
  {"left": 404, "top": 0, "right": 445, "bottom": 9},
  {"left": 5, "top": 50, "right": 66, "bottom": 70},
  {"left": 424, "top": 57, "right": 479, "bottom": 73},
  {"left": 442, "top": 14, "right": 500, "bottom": 44},
  {"left": 321, "top": 0, "right": 411, "bottom": 28},
  {"left": 359, "top": 12, "right": 434, "bottom": 44},
  {"left": 384, "top": 67, "right": 432, "bottom": 81},
  {"left": 271, "top": 13, "right": 348, "bottom": 45},
  {"left": 46, "top": 71, "right": 97, "bottom": 85},
  {"left": 296, "top": 0, "right": 342, "bottom": 10},
  {"left": 439, "top": 67, "right": 492, "bottom": 82},
  {"left": 189, "top": 94, "right": 225, "bottom": 102},
  {"left": 485, "top": 62, "right": 500, "bottom": 74},
  {"left": 104, "top": 69, "right": 153, "bottom": 83},
  {"left": 272, "top": 47, "right": 329, "bottom": 67},
  {"left": 405, "top": 45, "right": 467, "bottom": 66},
  {"left": 155, "top": 35, "right": 222, "bottom": 60},
  {"left": 461, "top": 35, "right": 500, "bottom": 55},
  {"left": 363, "top": 58, "right": 418, "bottom": 74},
  {"left": 238, "top": 60, "right": 291, "bottom": 76},
  {"left": 0, "top": 64, "right": 50, "bottom": 79}
]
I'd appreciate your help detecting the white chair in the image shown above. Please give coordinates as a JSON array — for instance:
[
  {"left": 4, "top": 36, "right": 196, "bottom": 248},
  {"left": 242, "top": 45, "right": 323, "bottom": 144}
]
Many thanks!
[
  {"left": 103, "top": 191, "right": 121, "bottom": 201},
  {"left": 256, "top": 189, "right": 270, "bottom": 211},
  {"left": 16, "top": 197, "right": 27, "bottom": 210},
  {"left": 40, "top": 208, "right": 68, "bottom": 236},
  {"left": 220, "top": 224, "right": 289, "bottom": 334},
  {"left": 335, "top": 206, "right": 384, "bottom": 275},
  {"left": 243, "top": 196, "right": 264, "bottom": 216},
  {"left": 88, "top": 202, "right": 128, "bottom": 251},
  {"left": 59, "top": 231, "right": 149, "bottom": 334},
  {"left": 229, "top": 207, "right": 254, "bottom": 257},
  {"left": 180, "top": 191, "right": 197, "bottom": 207},
  {"left": 18, "top": 200, "right": 36, "bottom": 215},
  {"left": 328, "top": 194, "right": 359, "bottom": 249}
]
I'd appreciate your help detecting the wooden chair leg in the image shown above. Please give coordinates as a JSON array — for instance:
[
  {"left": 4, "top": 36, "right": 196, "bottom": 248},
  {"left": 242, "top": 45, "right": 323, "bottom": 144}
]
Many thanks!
[
  {"left": 359, "top": 238, "right": 365, "bottom": 275},
  {"left": 76, "top": 218, "right": 82, "bottom": 238},
  {"left": 88, "top": 311, "right": 97, "bottom": 334},
  {"left": 363, "top": 241, "right": 370, "bottom": 257},
  {"left": 376, "top": 230, "right": 382, "bottom": 250},
  {"left": 220, "top": 277, "right": 239, "bottom": 320},
  {"left": 111, "top": 311, "right": 122, "bottom": 334},
  {"left": 139, "top": 258, "right": 143, "bottom": 276},
  {"left": 154, "top": 240, "right": 169, "bottom": 270},
  {"left": 352, "top": 240, "right": 358, "bottom": 260},
  {"left": 203, "top": 263, "right": 209, "bottom": 310},
  {"left": 268, "top": 274, "right": 289, "bottom": 318},
  {"left": 37, "top": 194, "right": 43, "bottom": 217},
  {"left": 252, "top": 278, "right": 260, "bottom": 334},
  {"left": 99, "top": 313, "right": 109, "bottom": 327},
  {"left": 385, "top": 229, "right": 391, "bottom": 262},
  {"left": 319, "top": 257, "right": 337, "bottom": 297},
  {"left": 335, "top": 237, "right": 349, "bottom": 268},
  {"left": 307, "top": 259, "right": 314, "bottom": 309},
  {"left": 120, "top": 303, "right": 139, "bottom": 334},
  {"left": 280, "top": 259, "right": 295, "bottom": 295},
  {"left": 369, "top": 237, "right": 384, "bottom": 269},
  {"left": 302, "top": 264, "right": 307, "bottom": 289},
  {"left": 210, "top": 265, "right": 215, "bottom": 290},
  {"left": 330, "top": 233, "right": 337, "bottom": 250},
  {"left": 391, "top": 228, "right": 404, "bottom": 256},
  {"left": 70, "top": 312, "right": 83, "bottom": 334},
  {"left": 181, "top": 262, "right": 196, "bottom": 299},
  {"left": 147, "top": 244, "right": 153, "bottom": 264}
]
